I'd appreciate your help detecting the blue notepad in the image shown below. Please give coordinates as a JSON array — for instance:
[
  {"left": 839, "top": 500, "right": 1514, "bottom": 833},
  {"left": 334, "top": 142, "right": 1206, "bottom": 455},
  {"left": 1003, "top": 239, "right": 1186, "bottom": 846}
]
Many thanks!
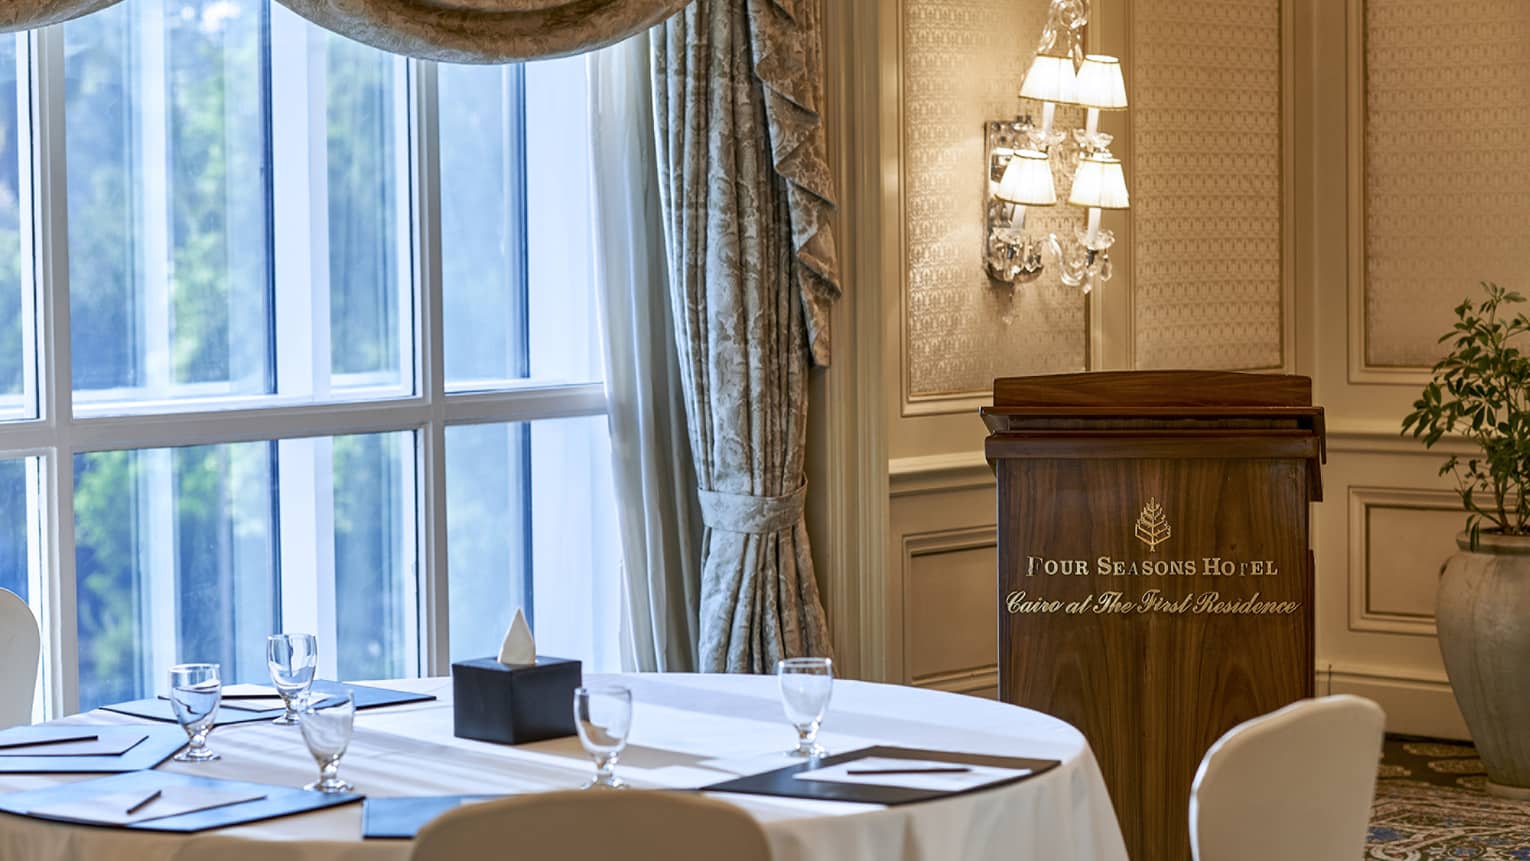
[
  {"left": 0, "top": 770, "right": 360, "bottom": 832},
  {"left": 0, "top": 725, "right": 187, "bottom": 774},
  {"left": 363, "top": 795, "right": 502, "bottom": 839}
]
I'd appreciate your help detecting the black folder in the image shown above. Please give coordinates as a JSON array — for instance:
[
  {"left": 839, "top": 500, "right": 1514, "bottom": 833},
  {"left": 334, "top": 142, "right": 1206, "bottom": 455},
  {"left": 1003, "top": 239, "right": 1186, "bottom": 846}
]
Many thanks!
[
  {"left": 0, "top": 726, "right": 187, "bottom": 774},
  {"left": 700, "top": 745, "right": 1060, "bottom": 806}
]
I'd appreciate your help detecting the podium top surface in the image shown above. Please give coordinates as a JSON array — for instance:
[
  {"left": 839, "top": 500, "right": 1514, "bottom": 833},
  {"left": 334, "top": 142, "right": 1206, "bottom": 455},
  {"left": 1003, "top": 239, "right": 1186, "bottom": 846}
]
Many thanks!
[
  {"left": 981, "top": 371, "right": 1326, "bottom": 499},
  {"left": 987, "top": 370, "right": 1311, "bottom": 409}
]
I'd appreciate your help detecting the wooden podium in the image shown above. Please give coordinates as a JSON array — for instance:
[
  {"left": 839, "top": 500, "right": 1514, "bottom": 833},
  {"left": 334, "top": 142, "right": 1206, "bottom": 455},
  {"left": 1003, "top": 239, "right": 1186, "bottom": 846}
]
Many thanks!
[{"left": 981, "top": 371, "right": 1323, "bottom": 861}]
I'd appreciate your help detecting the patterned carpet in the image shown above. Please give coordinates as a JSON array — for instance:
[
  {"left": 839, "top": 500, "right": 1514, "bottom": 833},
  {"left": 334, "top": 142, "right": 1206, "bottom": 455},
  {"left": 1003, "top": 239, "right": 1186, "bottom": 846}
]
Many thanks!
[{"left": 1369, "top": 735, "right": 1530, "bottom": 859}]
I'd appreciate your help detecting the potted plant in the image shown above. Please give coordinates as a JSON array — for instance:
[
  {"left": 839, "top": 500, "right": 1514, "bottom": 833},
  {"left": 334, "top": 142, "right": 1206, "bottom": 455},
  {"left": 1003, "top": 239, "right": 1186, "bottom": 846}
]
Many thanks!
[{"left": 1402, "top": 281, "right": 1530, "bottom": 798}]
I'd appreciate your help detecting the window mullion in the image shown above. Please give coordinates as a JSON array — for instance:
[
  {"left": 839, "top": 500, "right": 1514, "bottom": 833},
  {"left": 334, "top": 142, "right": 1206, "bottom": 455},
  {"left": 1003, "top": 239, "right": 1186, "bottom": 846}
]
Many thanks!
[
  {"left": 411, "top": 57, "right": 450, "bottom": 675},
  {"left": 27, "top": 22, "right": 79, "bottom": 717},
  {"left": 136, "top": 0, "right": 172, "bottom": 397},
  {"left": 137, "top": 448, "right": 176, "bottom": 692},
  {"left": 269, "top": 4, "right": 329, "bottom": 403}
]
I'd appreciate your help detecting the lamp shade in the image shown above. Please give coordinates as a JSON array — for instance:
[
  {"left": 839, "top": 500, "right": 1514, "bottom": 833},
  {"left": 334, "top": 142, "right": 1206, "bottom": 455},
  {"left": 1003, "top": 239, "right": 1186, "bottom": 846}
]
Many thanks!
[
  {"left": 995, "top": 149, "right": 1056, "bottom": 205},
  {"left": 1074, "top": 54, "right": 1127, "bottom": 110},
  {"left": 1019, "top": 54, "right": 1077, "bottom": 105},
  {"left": 1068, "top": 154, "right": 1130, "bottom": 209}
]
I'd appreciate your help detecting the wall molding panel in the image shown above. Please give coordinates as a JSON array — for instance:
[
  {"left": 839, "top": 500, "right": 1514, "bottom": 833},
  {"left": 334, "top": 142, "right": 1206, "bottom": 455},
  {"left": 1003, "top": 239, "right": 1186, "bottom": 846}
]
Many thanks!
[
  {"left": 1346, "top": 0, "right": 1530, "bottom": 383},
  {"left": 1129, "top": 0, "right": 1293, "bottom": 372},
  {"left": 1346, "top": 486, "right": 1462, "bottom": 637},
  {"left": 899, "top": 524, "right": 998, "bottom": 690},
  {"left": 899, "top": 0, "right": 1088, "bottom": 410}
]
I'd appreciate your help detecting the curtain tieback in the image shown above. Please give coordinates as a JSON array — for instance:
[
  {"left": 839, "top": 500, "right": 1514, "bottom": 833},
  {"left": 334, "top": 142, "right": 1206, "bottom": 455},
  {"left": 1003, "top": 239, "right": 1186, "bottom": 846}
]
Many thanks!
[{"left": 696, "top": 484, "right": 806, "bottom": 534}]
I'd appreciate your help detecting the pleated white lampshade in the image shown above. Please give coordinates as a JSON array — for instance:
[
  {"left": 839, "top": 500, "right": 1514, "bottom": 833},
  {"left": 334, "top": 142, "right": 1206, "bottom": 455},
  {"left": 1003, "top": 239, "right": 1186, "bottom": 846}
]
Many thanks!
[
  {"left": 995, "top": 149, "right": 1056, "bottom": 206},
  {"left": 1068, "top": 154, "right": 1130, "bottom": 209},
  {"left": 1019, "top": 54, "right": 1077, "bottom": 105},
  {"left": 1074, "top": 54, "right": 1127, "bottom": 110}
]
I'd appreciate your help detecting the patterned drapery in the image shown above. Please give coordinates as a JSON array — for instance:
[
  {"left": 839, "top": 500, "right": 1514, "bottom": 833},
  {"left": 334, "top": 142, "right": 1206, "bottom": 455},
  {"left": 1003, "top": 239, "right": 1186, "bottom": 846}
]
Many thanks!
[
  {"left": 651, "top": 0, "right": 838, "bottom": 672},
  {"left": 3, "top": 0, "right": 690, "bottom": 65}
]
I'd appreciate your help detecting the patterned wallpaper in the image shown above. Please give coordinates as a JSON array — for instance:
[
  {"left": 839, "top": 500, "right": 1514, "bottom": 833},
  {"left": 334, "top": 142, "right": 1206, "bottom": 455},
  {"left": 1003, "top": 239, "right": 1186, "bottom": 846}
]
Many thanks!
[
  {"left": 1130, "top": 0, "right": 1285, "bottom": 370},
  {"left": 902, "top": 0, "right": 1087, "bottom": 401},
  {"left": 1363, "top": 0, "right": 1530, "bottom": 368}
]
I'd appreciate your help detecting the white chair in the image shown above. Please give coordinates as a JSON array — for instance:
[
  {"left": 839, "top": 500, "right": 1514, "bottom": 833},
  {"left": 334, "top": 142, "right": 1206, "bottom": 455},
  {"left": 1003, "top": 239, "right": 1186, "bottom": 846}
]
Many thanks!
[
  {"left": 1190, "top": 694, "right": 1384, "bottom": 861},
  {"left": 0, "top": 588, "right": 40, "bottom": 728},
  {"left": 411, "top": 789, "right": 772, "bottom": 861}
]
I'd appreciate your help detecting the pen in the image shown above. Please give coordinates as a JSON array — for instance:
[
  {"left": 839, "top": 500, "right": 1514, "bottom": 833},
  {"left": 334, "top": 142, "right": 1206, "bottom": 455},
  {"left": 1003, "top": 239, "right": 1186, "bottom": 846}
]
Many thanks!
[
  {"left": 125, "top": 789, "right": 161, "bottom": 815},
  {"left": 846, "top": 766, "right": 972, "bottom": 775}
]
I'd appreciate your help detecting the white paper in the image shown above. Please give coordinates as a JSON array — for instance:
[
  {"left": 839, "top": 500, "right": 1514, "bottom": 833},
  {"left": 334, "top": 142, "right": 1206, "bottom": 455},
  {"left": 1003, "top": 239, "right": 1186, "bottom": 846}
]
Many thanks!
[
  {"left": 0, "top": 730, "right": 146, "bottom": 758},
  {"left": 497, "top": 608, "right": 536, "bottom": 665},
  {"left": 791, "top": 757, "right": 1030, "bottom": 792},
  {"left": 220, "top": 684, "right": 282, "bottom": 698},
  {"left": 29, "top": 784, "right": 266, "bottom": 826}
]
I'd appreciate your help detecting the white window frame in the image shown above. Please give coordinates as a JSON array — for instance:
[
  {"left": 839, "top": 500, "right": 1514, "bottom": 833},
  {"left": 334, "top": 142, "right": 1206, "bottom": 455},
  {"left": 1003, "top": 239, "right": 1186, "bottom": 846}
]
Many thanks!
[{"left": 0, "top": 19, "right": 608, "bottom": 718}]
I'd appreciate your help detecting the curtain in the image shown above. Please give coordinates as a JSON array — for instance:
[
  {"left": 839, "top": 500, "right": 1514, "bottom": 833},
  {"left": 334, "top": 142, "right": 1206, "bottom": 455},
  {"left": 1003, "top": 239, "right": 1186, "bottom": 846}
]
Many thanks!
[
  {"left": 651, "top": 0, "right": 840, "bottom": 673},
  {"left": 4, "top": 0, "right": 689, "bottom": 65},
  {"left": 588, "top": 33, "right": 702, "bottom": 673},
  {"left": 1, "top": 1, "right": 115, "bottom": 32}
]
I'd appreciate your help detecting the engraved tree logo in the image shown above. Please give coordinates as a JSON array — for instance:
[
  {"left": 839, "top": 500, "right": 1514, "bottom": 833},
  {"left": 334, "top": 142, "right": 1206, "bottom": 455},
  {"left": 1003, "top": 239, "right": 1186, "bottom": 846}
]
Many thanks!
[{"left": 1135, "top": 498, "right": 1172, "bottom": 552}]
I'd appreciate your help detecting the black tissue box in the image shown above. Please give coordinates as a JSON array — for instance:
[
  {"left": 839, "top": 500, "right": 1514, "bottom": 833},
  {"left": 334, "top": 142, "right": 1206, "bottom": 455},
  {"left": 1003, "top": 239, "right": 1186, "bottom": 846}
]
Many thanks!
[{"left": 451, "top": 656, "right": 582, "bottom": 745}]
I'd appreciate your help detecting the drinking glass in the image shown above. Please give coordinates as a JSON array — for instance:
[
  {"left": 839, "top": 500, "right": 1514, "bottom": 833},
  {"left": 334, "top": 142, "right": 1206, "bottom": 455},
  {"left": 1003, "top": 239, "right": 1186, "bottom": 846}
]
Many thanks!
[
  {"left": 168, "top": 663, "right": 222, "bottom": 762},
  {"left": 299, "top": 692, "right": 355, "bottom": 793},
  {"left": 574, "top": 685, "right": 632, "bottom": 789},
  {"left": 778, "top": 656, "right": 833, "bottom": 758},
  {"left": 266, "top": 633, "right": 318, "bottom": 725}
]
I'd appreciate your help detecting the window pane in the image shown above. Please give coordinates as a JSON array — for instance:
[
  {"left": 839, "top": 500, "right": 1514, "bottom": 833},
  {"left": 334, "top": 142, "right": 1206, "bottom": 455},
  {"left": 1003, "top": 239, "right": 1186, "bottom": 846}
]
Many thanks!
[
  {"left": 74, "top": 442, "right": 277, "bottom": 710},
  {"left": 446, "top": 416, "right": 618, "bottom": 669},
  {"left": 439, "top": 57, "right": 602, "bottom": 391},
  {"left": 65, "top": 0, "right": 273, "bottom": 405},
  {"left": 74, "top": 431, "right": 416, "bottom": 711},
  {"left": 0, "top": 36, "right": 32, "bottom": 422},
  {"left": 329, "top": 431, "right": 416, "bottom": 680},
  {"left": 0, "top": 457, "right": 40, "bottom": 603},
  {"left": 65, "top": 1, "right": 413, "bottom": 415},
  {"left": 323, "top": 33, "right": 409, "bottom": 395}
]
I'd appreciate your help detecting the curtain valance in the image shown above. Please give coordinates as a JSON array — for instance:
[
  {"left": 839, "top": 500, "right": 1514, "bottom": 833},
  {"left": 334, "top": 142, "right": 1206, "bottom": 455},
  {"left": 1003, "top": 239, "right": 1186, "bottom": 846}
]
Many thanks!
[{"left": 3, "top": 0, "right": 692, "bottom": 65}]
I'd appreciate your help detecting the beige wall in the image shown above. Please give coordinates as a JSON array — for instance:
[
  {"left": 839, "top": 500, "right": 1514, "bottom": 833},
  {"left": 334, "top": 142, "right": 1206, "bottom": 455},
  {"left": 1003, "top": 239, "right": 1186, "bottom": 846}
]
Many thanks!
[{"left": 811, "top": 0, "right": 1521, "bottom": 737}]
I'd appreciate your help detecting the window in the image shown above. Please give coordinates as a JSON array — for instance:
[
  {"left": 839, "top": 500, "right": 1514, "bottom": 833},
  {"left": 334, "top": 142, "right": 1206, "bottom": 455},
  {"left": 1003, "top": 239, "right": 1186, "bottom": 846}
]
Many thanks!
[{"left": 0, "top": 0, "right": 619, "bottom": 717}]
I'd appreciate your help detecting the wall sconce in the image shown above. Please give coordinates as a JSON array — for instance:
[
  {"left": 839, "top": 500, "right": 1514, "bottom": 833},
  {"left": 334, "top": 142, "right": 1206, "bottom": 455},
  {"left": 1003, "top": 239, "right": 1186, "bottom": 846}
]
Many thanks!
[{"left": 985, "top": 1, "right": 1130, "bottom": 297}]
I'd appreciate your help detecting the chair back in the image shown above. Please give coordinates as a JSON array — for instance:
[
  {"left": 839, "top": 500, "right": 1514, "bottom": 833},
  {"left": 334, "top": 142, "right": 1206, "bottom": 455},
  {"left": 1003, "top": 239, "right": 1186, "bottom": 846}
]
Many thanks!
[
  {"left": 1190, "top": 694, "right": 1384, "bottom": 861},
  {"left": 0, "top": 589, "right": 39, "bottom": 728},
  {"left": 411, "top": 789, "right": 772, "bottom": 861}
]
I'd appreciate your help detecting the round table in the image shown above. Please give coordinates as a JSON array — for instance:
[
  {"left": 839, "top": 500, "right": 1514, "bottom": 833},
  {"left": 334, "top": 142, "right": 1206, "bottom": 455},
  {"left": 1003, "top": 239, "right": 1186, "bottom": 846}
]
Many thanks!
[{"left": 0, "top": 674, "right": 1127, "bottom": 861}]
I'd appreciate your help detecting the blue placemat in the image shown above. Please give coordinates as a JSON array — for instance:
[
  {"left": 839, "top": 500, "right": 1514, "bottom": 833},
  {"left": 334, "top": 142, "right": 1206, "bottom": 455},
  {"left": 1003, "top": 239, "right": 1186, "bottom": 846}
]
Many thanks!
[
  {"left": 100, "top": 681, "right": 434, "bottom": 725},
  {"left": 312, "top": 681, "right": 437, "bottom": 710},
  {"left": 362, "top": 795, "right": 501, "bottom": 839},
  {"left": 0, "top": 770, "right": 360, "bottom": 832},
  {"left": 0, "top": 726, "right": 187, "bottom": 775}
]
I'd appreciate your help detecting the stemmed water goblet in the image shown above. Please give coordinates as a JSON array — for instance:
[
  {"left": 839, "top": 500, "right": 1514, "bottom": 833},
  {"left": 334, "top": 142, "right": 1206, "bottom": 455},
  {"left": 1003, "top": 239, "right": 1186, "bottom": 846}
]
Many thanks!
[
  {"left": 169, "top": 663, "right": 223, "bottom": 762},
  {"left": 574, "top": 685, "right": 632, "bottom": 789},
  {"left": 266, "top": 633, "right": 318, "bottom": 725},
  {"left": 778, "top": 656, "right": 833, "bottom": 759},
  {"left": 299, "top": 692, "right": 355, "bottom": 793}
]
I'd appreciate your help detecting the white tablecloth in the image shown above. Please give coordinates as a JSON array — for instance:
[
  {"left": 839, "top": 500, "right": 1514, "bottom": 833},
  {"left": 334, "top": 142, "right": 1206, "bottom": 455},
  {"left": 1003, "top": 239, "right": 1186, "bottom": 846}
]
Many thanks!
[{"left": 0, "top": 674, "right": 1127, "bottom": 861}]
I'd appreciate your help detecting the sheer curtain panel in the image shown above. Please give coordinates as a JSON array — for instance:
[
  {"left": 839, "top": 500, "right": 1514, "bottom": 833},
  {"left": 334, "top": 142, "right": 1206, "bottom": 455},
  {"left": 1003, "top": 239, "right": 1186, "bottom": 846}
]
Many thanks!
[{"left": 589, "top": 33, "right": 703, "bottom": 673}]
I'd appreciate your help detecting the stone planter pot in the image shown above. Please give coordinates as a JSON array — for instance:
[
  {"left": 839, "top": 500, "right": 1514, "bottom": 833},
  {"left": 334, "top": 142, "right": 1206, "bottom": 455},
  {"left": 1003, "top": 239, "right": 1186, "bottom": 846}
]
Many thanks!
[{"left": 1437, "top": 531, "right": 1530, "bottom": 799}]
